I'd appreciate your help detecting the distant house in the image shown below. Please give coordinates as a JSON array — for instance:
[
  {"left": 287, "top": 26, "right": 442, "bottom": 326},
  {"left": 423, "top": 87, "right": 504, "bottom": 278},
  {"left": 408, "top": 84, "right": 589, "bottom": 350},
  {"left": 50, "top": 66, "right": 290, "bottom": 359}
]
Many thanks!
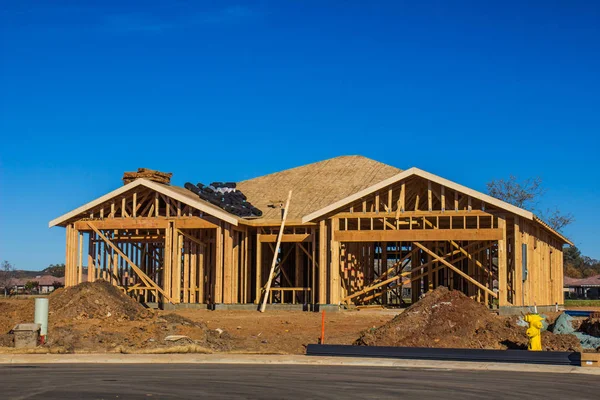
[
  {"left": 564, "top": 275, "right": 600, "bottom": 299},
  {"left": 7, "top": 275, "right": 66, "bottom": 294}
]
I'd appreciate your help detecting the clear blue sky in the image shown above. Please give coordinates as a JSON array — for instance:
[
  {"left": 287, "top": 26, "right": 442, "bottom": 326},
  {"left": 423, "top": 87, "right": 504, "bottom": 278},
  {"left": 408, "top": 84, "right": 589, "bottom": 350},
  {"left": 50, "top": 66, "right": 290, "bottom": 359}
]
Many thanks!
[{"left": 1, "top": 1, "right": 598, "bottom": 270}]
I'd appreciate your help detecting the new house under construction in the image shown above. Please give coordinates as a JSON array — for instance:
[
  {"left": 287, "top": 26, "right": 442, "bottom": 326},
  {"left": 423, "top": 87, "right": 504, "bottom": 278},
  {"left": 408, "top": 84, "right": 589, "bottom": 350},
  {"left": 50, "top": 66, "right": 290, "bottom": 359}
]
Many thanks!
[{"left": 49, "top": 156, "right": 572, "bottom": 312}]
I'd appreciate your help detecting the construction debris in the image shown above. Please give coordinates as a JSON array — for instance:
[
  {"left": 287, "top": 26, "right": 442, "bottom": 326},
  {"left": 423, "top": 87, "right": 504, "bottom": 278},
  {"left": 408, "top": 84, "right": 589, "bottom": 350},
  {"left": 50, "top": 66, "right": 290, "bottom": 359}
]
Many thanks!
[
  {"left": 123, "top": 168, "right": 172, "bottom": 185},
  {"left": 184, "top": 181, "right": 263, "bottom": 217},
  {"left": 552, "top": 313, "right": 600, "bottom": 351},
  {"left": 355, "top": 287, "right": 582, "bottom": 352}
]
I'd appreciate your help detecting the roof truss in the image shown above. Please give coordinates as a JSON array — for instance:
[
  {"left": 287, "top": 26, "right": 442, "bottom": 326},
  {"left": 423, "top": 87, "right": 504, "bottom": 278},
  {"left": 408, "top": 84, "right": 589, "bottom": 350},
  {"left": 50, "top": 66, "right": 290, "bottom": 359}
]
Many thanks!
[{"left": 49, "top": 179, "right": 238, "bottom": 227}]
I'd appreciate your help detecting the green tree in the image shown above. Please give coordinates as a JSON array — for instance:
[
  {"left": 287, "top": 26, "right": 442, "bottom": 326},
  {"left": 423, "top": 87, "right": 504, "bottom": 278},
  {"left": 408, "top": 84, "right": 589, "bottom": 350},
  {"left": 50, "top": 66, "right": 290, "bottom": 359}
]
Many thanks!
[
  {"left": 24, "top": 281, "right": 39, "bottom": 293},
  {"left": 43, "top": 263, "right": 65, "bottom": 278}
]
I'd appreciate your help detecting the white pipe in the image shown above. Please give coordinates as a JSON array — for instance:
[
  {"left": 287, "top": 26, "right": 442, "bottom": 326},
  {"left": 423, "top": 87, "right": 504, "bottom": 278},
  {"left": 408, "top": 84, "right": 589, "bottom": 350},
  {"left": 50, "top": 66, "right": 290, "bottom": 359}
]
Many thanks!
[{"left": 34, "top": 298, "right": 49, "bottom": 337}]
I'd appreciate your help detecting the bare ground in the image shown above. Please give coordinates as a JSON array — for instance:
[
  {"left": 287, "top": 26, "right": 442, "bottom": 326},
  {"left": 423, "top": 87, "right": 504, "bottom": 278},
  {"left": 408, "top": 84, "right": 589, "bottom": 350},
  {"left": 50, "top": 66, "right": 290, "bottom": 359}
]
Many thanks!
[
  {"left": 0, "top": 281, "right": 395, "bottom": 354},
  {"left": 0, "top": 282, "right": 592, "bottom": 354}
]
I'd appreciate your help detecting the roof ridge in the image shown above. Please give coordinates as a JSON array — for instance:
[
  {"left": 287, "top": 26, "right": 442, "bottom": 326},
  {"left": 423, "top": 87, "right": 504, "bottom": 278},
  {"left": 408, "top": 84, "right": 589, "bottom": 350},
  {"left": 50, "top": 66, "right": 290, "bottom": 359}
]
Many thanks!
[{"left": 238, "top": 155, "right": 395, "bottom": 184}]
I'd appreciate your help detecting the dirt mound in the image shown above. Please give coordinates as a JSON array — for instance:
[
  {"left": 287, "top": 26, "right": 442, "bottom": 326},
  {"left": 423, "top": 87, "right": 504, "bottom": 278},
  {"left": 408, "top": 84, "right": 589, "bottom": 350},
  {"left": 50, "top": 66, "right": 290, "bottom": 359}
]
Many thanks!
[
  {"left": 580, "top": 318, "right": 600, "bottom": 337},
  {"left": 356, "top": 287, "right": 581, "bottom": 352},
  {"left": 33, "top": 281, "right": 234, "bottom": 353},
  {"left": 0, "top": 300, "right": 34, "bottom": 334},
  {"left": 49, "top": 280, "right": 152, "bottom": 322}
]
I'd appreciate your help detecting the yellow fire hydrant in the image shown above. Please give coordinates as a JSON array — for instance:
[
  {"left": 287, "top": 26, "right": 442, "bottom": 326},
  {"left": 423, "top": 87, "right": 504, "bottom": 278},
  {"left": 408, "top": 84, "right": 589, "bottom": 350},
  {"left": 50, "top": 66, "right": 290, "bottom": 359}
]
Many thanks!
[{"left": 524, "top": 314, "right": 544, "bottom": 351}]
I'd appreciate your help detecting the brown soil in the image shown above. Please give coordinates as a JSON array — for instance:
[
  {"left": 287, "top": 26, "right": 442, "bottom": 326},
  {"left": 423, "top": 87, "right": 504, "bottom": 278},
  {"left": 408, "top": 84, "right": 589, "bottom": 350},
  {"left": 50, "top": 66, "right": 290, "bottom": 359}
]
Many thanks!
[
  {"left": 0, "top": 283, "right": 586, "bottom": 354},
  {"left": 356, "top": 287, "right": 582, "bottom": 352},
  {"left": 172, "top": 308, "right": 394, "bottom": 354},
  {"left": 49, "top": 281, "right": 153, "bottom": 321},
  {"left": 0, "top": 281, "right": 392, "bottom": 354},
  {"left": 580, "top": 318, "right": 600, "bottom": 337},
  {"left": 0, "top": 281, "right": 234, "bottom": 353}
]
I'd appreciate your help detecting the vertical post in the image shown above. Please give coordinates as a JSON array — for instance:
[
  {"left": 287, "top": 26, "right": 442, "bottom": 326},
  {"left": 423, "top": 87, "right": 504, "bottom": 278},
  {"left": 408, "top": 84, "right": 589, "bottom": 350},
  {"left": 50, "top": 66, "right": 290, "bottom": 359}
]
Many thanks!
[
  {"left": 65, "top": 224, "right": 71, "bottom": 287},
  {"left": 498, "top": 216, "right": 508, "bottom": 307},
  {"left": 190, "top": 234, "right": 197, "bottom": 303},
  {"left": 183, "top": 235, "right": 190, "bottom": 303},
  {"left": 400, "top": 182, "right": 406, "bottom": 212},
  {"left": 329, "top": 218, "right": 340, "bottom": 305},
  {"left": 88, "top": 233, "right": 95, "bottom": 282},
  {"left": 440, "top": 186, "right": 445, "bottom": 212},
  {"left": 214, "top": 222, "right": 223, "bottom": 304},
  {"left": 427, "top": 243, "right": 433, "bottom": 291},
  {"left": 427, "top": 180, "right": 432, "bottom": 211},
  {"left": 78, "top": 231, "right": 83, "bottom": 284},
  {"left": 382, "top": 242, "right": 388, "bottom": 305},
  {"left": 163, "top": 223, "right": 172, "bottom": 301},
  {"left": 255, "top": 231, "right": 262, "bottom": 304},
  {"left": 198, "top": 230, "right": 205, "bottom": 303},
  {"left": 294, "top": 243, "right": 302, "bottom": 290},
  {"left": 171, "top": 230, "right": 182, "bottom": 304},
  {"left": 311, "top": 227, "right": 317, "bottom": 305},
  {"left": 318, "top": 220, "right": 328, "bottom": 305},
  {"left": 411, "top": 245, "right": 419, "bottom": 304},
  {"left": 514, "top": 217, "right": 523, "bottom": 306},
  {"left": 223, "top": 224, "right": 233, "bottom": 303}
]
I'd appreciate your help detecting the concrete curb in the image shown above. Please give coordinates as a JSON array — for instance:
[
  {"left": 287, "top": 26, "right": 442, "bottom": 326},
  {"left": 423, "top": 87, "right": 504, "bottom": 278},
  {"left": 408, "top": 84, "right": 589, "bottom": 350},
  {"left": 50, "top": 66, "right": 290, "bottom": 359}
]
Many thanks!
[{"left": 0, "top": 354, "right": 599, "bottom": 375}]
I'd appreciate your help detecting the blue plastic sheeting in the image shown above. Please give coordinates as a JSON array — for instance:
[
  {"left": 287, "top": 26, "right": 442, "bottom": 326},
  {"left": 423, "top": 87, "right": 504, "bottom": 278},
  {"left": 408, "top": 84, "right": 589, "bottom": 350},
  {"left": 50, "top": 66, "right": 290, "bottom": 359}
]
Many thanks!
[{"left": 564, "top": 310, "right": 593, "bottom": 317}]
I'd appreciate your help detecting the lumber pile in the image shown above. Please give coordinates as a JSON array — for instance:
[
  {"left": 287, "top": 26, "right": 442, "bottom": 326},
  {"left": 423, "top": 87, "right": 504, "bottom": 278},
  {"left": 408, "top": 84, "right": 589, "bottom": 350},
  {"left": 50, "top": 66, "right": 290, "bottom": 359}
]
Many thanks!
[
  {"left": 123, "top": 168, "right": 172, "bottom": 185},
  {"left": 184, "top": 182, "right": 263, "bottom": 217}
]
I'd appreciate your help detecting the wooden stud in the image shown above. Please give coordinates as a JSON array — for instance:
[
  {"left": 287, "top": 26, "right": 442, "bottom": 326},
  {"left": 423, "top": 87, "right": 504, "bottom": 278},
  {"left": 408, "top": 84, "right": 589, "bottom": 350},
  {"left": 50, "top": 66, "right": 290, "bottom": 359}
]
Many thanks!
[
  {"left": 498, "top": 216, "right": 508, "bottom": 306},
  {"left": 319, "top": 220, "right": 327, "bottom": 304}
]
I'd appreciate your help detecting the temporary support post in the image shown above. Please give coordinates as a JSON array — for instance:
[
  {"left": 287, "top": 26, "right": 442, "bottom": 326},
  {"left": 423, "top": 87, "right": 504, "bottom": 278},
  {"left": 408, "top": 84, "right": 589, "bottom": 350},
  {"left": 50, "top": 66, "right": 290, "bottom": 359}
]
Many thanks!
[{"left": 260, "top": 190, "right": 292, "bottom": 312}]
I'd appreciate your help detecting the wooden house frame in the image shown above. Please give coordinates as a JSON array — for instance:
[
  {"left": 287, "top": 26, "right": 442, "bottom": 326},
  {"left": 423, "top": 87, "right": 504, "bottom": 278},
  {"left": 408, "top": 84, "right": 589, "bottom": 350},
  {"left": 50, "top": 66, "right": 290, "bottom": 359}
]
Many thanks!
[{"left": 50, "top": 156, "right": 572, "bottom": 311}]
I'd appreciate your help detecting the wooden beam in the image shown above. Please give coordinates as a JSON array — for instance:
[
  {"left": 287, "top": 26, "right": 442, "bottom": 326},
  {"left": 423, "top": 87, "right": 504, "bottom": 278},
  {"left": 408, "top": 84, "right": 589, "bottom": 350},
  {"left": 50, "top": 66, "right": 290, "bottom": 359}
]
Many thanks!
[
  {"left": 174, "top": 218, "right": 218, "bottom": 229},
  {"left": 334, "top": 210, "right": 492, "bottom": 218},
  {"left": 259, "top": 233, "right": 311, "bottom": 243},
  {"left": 75, "top": 218, "right": 167, "bottom": 230},
  {"left": 335, "top": 229, "right": 503, "bottom": 242}
]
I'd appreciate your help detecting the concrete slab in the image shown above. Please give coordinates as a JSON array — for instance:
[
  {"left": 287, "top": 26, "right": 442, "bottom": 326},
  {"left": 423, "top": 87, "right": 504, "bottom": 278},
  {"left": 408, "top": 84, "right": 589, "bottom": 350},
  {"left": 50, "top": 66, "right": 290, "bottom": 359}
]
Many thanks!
[{"left": 499, "top": 305, "right": 563, "bottom": 316}]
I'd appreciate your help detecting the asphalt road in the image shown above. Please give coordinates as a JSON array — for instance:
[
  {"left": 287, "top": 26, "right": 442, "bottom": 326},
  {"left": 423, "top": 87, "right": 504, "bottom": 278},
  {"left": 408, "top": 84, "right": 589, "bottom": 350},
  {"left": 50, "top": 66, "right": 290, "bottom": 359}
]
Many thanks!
[{"left": 1, "top": 364, "right": 598, "bottom": 399}]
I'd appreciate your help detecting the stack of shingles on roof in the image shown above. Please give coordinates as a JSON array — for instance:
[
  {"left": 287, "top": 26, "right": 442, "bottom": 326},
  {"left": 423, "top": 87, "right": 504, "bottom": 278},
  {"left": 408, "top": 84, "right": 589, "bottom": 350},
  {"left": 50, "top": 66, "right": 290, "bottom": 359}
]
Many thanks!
[
  {"left": 123, "top": 168, "right": 172, "bottom": 185},
  {"left": 184, "top": 182, "right": 263, "bottom": 218}
]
